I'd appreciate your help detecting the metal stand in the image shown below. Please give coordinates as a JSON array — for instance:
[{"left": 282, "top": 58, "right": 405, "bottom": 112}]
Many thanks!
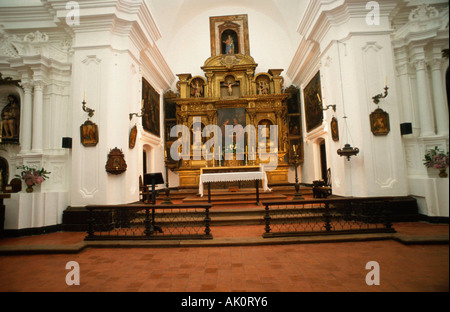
[
  {"left": 144, "top": 173, "right": 164, "bottom": 234},
  {"left": 292, "top": 150, "right": 304, "bottom": 200},
  {"left": 161, "top": 158, "right": 173, "bottom": 205}
]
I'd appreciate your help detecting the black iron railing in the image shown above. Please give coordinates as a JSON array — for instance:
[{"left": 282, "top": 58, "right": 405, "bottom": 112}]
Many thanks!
[
  {"left": 85, "top": 203, "right": 212, "bottom": 240},
  {"left": 262, "top": 197, "right": 397, "bottom": 238}
]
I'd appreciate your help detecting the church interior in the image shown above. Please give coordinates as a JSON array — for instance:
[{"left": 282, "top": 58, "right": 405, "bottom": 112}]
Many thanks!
[{"left": 0, "top": 0, "right": 448, "bottom": 293}]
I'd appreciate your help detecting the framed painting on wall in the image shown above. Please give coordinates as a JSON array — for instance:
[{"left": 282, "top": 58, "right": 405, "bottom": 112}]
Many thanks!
[
  {"left": 80, "top": 120, "right": 98, "bottom": 147},
  {"left": 142, "top": 78, "right": 160, "bottom": 137},
  {"left": 286, "top": 85, "right": 300, "bottom": 114},
  {"left": 370, "top": 108, "right": 390, "bottom": 136},
  {"left": 303, "top": 71, "right": 324, "bottom": 132}
]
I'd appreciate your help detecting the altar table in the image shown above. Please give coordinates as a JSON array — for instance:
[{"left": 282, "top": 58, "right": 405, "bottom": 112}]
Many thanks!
[{"left": 199, "top": 167, "right": 271, "bottom": 205}]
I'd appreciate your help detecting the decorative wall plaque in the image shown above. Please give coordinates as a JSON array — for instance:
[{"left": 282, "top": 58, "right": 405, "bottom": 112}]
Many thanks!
[
  {"left": 80, "top": 120, "right": 98, "bottom": 147},
  {"left": 105, "top": 147, "right": 127, "bottom": 175},
  {"left": 370, "top": 108, "right": 390, "bottom": 136}
]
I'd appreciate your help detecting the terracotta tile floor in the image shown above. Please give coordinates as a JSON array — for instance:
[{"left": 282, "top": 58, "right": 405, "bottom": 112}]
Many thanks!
[
  {"left": 0, "top": 195, "right": 448, "bottom": 293},
  {"left": 0, "top": 221, "right": 448, "bottom": 292}
]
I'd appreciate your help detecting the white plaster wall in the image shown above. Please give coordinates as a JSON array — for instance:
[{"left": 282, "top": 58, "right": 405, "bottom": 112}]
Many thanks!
[
  {"left": 70, "top": 47, "right": 144, "bottom": 206},
  {"left": 155, "top": 5, "right": 299, "bottom": 85},
  {"left": 4, "top": 192, "right": 69, "bottom": 230}
]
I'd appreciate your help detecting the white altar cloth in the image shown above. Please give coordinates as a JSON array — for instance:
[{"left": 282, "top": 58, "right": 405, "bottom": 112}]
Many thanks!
[{"left": 199, "top": 169, "right": 271, "bottom": 197}]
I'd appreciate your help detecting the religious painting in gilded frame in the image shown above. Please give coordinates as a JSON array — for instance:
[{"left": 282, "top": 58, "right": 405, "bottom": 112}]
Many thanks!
[
  {"left": 303, "top": 71, "right": 324, "bottom": 132},
  {"left": 330, "top": 117, "right": 339, "bottom": 141},
  {"left": 370, "top": 108, "right": 390, "bottom": 136},
  {"left": 209, "top": 15, "right": 250, "bottom": 57},
  {"left": 217, "top": 107, "right": 246, "bottom": 152},
  {"left": 288, "top": 115, "right": 301, "bottom": 136},
  {"left": 289, "top": 138, "right": 304, "bottom": 163},
  {"left": 142, "top": 78, "right": 160, "bottom": 137},
  {"left": 80, "top": 120, "right": 98, "bottom": 147}
]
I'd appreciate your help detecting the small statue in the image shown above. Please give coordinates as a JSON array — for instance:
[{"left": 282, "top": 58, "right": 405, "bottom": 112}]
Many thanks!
[
  {"left": 191, "top": 80, "right": 203, "bottom": 98},
  {"left": 258, "top": 81, "right": 269, "bottom": 95},
  {"left": 1, "top": 94, "right": 20, "bottom": 140},
  {"left": 221, "top": 80, "right": 238, "bottom": 96}
]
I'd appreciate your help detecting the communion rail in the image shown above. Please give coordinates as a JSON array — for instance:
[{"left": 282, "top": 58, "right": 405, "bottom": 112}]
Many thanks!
[
  {"left": 84, "top": 203, "right": 212, "bottom": 240},
  {"left": 262, "top": 197, "right": 398, "bottom": 238}
]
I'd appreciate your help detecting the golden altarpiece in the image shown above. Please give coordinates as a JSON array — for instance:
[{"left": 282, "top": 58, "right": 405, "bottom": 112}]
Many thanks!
[{"left": 165, "top": 15, "right": 304, "bottom": 188}]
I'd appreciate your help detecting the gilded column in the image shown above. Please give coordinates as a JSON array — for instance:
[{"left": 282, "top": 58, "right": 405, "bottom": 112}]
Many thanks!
[
  {"left": 205, "top": 72, "right": 214, "bottom": 98},
  {"left": 176, "top": 74, "right": 192, "bottom": 99}
]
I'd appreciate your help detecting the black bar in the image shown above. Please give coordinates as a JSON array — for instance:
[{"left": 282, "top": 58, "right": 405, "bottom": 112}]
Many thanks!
[
  {"left": 264, "top": 204, "right": 271, "bottom": 234},
  {"left": 87, "top": 207, "right": 94, "bottom": 239},
  {"left": 151, "top": 180, "right": 156, "bottom": 205},
  {"left": 144, "top": 207, "right": 152, "bottom": 236},
  {"left": 204, "top": 206, "right": 211, "bottom": 236},
  {"left": 255, "top": 179, "right": 260, "bottom": 205},
  {"left": 208, "top": 182, "right": 211, "bottom": 203}
]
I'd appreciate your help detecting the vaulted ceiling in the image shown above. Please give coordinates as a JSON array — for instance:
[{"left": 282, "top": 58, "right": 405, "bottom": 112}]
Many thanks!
[{"left": 145, "top": 0, "right": 308, "bottom": 79}]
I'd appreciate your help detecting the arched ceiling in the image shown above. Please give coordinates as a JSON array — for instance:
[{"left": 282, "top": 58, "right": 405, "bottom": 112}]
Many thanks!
[
  {"left": 146, "top": 0, "right": 307, "bottom": 43},
  {"left": 146, "top": 0, "right": 308, "bottom": 81}
]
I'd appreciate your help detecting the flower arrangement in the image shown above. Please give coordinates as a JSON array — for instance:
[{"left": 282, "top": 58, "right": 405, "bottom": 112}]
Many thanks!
[
  {"left": 226, "top": 143, "right": 237, "bottom": 154},
  {"left": 423, "top": 146, "right": 449, "bottom": 177},
  {"left": 16, "top": 165, "right": 51, "bottom": 191}
]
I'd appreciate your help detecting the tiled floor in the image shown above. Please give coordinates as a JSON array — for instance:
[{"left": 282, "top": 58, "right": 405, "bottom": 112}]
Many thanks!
[
  {"left": 0, "top": 194, "right": 448, "bottom": 293},
  {"left": 0, "top": 222, "right": 448, "bottom": 293}
]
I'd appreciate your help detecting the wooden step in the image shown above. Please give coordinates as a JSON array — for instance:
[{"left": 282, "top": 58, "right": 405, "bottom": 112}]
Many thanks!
[{"left": 182, "top": 193, "right": 287, "bottom": 205}]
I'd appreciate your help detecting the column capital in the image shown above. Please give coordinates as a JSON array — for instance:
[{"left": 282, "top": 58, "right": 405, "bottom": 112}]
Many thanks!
[
  {"left": 413, "top": 59, "right": 427, "bottom": 71},
  {"left": 396, "top": 63, "right": 411, "bottom": 76},
  {"left": 33, "top": 80, "right": 45, "bottom": 90},
  {"left": 429, "top": 58, "right": 443, "bottom": 71},
  {"left": 19, "top": 80, "right": 34, "bottom": 92}
]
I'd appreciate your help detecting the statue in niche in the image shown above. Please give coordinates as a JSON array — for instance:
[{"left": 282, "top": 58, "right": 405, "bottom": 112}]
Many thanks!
[
  {"left": 221, "top": 30, "right": 238, "bottom": 55},
  {"left": 190, "top": 79, "right": 204, "bottom": 98},
  {"left": 221, "top": 77, "right": 240, "bottom": 97},
  {"left": 258, "top": 81, "right": 269, "bottom": 95},
  {"left": 0, "top": 94, "right": 20, "bottom": 142}
]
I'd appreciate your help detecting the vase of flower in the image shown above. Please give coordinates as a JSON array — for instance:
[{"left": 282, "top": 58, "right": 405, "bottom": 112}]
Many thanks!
[
  {"left": 423, "top": 146, "right": 449, "bottom": 178},
  {"left": 16, "top": 165, "right": 51, "bottom": 192}
]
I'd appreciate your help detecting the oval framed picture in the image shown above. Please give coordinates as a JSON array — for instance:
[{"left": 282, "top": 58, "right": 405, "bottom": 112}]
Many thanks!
[
  {"left": 129, "top": 125, "right": 137, "bottom": 149},
  {"left": 331, "top": 117, "right": 339, "bottom": 142}
]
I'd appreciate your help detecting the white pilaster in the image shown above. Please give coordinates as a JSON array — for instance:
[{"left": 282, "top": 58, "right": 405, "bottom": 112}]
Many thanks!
[
  {"left": 413, "top": 58, "right": 435, "bottom": 137},
  {"left": 430, "top": 57, "right": 449, "bottom": 136},
  {"left": 31, "top": 81, "right": 44, "bottom": 153},
  {"left": 19, "top": 81, "right": 33, "bottom": 153}
]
